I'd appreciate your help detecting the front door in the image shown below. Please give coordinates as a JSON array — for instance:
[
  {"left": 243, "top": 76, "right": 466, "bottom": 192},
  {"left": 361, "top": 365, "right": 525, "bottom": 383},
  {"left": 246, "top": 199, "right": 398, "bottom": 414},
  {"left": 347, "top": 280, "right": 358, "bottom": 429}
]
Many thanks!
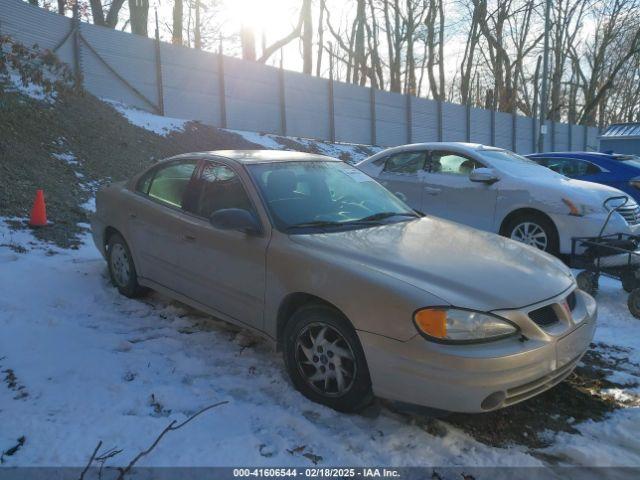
[
  {"left": 421, "top": 150, "right": 498, "bottom": 231},
  {"left": 375, "top": 150, "right": 427, "bottom": 211},
  {"left": 179, "top": 160, "right": 268, "bottom": 329}
]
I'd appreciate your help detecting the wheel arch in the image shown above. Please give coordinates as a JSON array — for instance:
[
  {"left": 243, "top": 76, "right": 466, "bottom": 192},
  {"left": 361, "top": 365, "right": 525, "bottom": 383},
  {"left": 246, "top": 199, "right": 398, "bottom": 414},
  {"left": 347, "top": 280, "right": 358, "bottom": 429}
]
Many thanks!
[
  {"left": 499, "top": 208, "right": 559, "bottom": 239},
  {"left": 275, "top": 292, "right": 350, "bottom": 351},
  {"left": 103, "top": 226, "right": 122, "bottom": 250}
]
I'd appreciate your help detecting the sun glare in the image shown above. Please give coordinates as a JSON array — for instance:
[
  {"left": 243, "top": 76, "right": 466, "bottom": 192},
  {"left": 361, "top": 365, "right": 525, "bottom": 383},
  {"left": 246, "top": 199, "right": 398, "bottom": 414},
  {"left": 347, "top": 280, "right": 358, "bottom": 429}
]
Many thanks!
[{"left": 225, "top": 0, "right": 297, "bottom": 39}]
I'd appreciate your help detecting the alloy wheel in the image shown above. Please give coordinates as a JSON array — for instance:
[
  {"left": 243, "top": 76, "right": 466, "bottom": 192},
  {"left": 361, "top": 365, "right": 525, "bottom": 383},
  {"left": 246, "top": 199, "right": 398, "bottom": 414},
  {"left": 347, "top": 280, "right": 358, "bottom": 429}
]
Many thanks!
[
  {"left": 294, "top": 322, "right": 357, "bottom": 398},
  {"left": 510, "top": 221, "right": 548, "bottom": 251},
  {"left": 110, "top": 243, "right": 131, "bottom": 287}
]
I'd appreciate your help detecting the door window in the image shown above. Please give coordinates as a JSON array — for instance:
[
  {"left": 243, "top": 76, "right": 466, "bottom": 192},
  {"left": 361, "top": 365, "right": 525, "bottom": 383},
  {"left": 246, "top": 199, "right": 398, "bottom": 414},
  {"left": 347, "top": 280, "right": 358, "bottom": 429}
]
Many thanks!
[
  {"left": 536, "top": 157, "right": 601, "bottom": 176},
  {"left": 382, "top": 151, "right": 426, "bottom": 174},
  {"left": 187, "top": 162, "right": 255, "bottom": 219},
  {"left": 428, "top": 151, "right": 484, "bottom": 175},
  {"left": 141, "top": 160, "right": 198, "bottom": 208}
]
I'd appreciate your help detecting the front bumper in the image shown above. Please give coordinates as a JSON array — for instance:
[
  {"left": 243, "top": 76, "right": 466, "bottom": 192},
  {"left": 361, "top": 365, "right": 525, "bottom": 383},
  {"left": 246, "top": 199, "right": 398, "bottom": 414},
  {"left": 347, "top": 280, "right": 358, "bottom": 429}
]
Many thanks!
[
  {"left": 358, "top": 289, "right": 596, "bottom": 413},
  {"left": 550, "top": 211, "right": 640, "bottom": 254}
]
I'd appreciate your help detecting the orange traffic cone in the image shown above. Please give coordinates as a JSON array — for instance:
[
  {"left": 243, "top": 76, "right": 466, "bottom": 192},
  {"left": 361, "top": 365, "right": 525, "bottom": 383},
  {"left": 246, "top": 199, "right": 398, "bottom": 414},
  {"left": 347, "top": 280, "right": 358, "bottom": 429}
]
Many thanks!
[{"left": 29, "top": 189, "right": 47, "bottom": 227}]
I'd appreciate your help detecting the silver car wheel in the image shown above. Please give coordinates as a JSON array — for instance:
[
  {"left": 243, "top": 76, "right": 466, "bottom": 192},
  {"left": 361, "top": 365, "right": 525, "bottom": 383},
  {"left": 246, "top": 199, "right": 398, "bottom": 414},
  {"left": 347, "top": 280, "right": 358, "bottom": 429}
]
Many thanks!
[
  {"left": 510, "top": 222, "right": 548, "bottom": 251},
  {"left": 295, "top": 322, "right": 357, "bottom": 398},
  {"left": 110, "top": 243, "right": 131, "bottom": 287}
]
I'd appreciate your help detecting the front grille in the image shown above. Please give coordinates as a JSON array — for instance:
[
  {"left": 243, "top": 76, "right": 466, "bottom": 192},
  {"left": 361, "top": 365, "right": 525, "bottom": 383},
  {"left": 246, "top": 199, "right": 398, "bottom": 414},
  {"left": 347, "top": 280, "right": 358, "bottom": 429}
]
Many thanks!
[
  {"left": 529, "top": 305, "right": 559, "bottom": 326},
  {"left": 617, "top": 204, "right": 640, "bottom": 225},
  {"left": 566, "top": 291, "right": 576, "bottom": 311}
]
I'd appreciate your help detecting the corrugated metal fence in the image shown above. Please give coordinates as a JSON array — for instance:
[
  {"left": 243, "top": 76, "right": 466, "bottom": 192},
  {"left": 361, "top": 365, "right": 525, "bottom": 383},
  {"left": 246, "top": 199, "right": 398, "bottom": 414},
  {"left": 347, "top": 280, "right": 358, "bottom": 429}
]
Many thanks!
[{"left": 0, "top": 0, "right": 601, "bottom": 152}]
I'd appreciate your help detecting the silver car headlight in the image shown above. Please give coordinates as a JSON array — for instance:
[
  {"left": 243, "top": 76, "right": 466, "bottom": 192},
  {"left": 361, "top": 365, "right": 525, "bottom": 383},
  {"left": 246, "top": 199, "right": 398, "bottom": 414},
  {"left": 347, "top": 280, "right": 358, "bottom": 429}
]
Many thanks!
[
  {"left": 562, "top": 198, "right": 601, "bottom": 216},
  {"left": 413, "top": 308, "right": 519, "bottom": 344}
]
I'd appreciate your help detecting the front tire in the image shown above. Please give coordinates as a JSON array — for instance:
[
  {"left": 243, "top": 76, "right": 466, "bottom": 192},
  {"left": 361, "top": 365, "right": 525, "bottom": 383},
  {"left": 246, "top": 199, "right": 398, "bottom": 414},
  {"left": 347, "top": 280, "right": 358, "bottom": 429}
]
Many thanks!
[
  {"left": 107, "top": 233, "right": 148, "bottom": 298},
  {"left": 283, "top": 304, "right": 373, "bottom": 413},
  {"left": 504, "top": 213, "right": 559, "bottom": 255}
]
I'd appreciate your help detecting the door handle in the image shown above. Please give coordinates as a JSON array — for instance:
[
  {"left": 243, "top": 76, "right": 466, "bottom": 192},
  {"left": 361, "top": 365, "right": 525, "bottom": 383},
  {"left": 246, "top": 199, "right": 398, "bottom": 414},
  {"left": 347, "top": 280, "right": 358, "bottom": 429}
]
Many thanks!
[
  {"left": 424, "top": 186, "right": 441, "bottom": 195},
  {"left": 183, "top": 234, "right": 197, "bottom": 241}
]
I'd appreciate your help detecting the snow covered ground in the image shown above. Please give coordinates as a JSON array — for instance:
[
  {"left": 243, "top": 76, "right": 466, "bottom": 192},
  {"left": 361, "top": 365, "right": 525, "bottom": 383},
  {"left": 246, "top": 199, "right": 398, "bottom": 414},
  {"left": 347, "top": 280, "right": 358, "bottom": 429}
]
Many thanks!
[{"left": 1, "top": 219, "right": 640, "bottom": 469}]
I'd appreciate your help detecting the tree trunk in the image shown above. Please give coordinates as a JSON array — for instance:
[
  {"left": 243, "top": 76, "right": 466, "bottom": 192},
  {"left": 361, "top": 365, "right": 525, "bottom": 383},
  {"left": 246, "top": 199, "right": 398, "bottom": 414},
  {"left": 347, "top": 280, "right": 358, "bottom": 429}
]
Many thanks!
[
  {"left": 302, "top": 0, "right": 313, "bottom": 74},
  {"left": 57, "top": 0, "right": 65, "bottom": 15},
  {"left": 315, "top": 0, "right": 325, "bottom": 76},
  {"left": 129, "top": 0, "right": 149, "bottom": 36},
  {"left": 194, "top": 0, "right": 202, "bottom": 50},
  {"left": 172, "top": 0, "right": 183, "bottom": 45}
]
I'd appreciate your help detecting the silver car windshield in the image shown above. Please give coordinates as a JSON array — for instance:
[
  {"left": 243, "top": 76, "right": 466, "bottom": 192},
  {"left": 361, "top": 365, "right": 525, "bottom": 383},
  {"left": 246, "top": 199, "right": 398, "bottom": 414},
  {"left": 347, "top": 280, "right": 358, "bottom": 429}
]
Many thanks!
[
  {"left": 478, "top": 150, "right": 563, "bottom": 178},
  {"left": 247, "top": 161, "right": 419, "bottom": 232}
]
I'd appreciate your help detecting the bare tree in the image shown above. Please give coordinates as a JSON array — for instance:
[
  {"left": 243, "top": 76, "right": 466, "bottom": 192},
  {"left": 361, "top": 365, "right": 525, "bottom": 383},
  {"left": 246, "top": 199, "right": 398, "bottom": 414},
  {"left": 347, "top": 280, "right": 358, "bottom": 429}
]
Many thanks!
[{"left": 129, "top": 0, "right": 149, "bottom": 36}]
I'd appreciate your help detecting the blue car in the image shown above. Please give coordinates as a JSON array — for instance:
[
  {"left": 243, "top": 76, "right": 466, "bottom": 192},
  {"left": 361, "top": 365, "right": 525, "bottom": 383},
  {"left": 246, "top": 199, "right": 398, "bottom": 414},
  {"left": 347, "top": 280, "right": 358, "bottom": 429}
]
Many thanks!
[{"left": 527, "top": 152, "right": 640, "bottom": 203}]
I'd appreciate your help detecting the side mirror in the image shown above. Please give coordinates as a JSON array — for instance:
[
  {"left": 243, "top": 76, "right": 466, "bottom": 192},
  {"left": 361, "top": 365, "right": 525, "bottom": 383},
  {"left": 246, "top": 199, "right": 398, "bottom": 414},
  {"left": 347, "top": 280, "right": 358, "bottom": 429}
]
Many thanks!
[
  {"left": 469, "top": 168, "right": 499, "bottom": 184},
  {"left": 209, "top": 208, "right": 261, "bottom": 235}
]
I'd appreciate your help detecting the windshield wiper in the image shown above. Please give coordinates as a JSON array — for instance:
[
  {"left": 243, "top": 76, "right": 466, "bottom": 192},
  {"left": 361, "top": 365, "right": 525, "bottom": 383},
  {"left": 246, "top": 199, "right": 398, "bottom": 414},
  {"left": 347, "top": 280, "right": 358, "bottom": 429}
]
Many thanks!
[
  {"left": 354, "top": 211, "right": 419, "bottom": 222},
  {"left": 285, "top": 212, "right": 418, "bottom": 232},
  {"left": 285, "top": 220, "right": 353, "bottom": 231}
]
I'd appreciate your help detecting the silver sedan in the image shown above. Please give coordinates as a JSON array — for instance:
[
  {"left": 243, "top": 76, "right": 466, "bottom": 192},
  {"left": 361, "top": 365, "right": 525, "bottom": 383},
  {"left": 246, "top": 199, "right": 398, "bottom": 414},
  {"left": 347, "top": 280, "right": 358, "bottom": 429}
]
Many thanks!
[{"left": 357, "top": 142, "right": 640, "bottom": 255}]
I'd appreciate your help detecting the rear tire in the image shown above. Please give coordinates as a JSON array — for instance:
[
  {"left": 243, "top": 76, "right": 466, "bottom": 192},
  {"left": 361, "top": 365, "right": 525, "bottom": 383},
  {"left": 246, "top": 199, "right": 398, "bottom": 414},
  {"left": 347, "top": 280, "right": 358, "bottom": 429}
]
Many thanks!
[
  {"left": 107, "top": 233, "right": 148, "bottom": 298},
  {"left": 628, "top": 288, "right": 640, "bottom": 319},
  {"left": 503, "top": 212, "right": 559, "bottom": 255},
  {"left": 282, "top": 304, "right": 373, "bottom": 413}
]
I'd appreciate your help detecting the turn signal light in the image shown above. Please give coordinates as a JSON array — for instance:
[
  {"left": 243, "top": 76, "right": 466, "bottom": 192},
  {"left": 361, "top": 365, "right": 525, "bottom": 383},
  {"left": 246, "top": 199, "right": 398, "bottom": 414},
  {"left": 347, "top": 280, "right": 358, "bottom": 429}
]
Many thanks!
[{"left": 414, "top": 309, "right": 447, "bottom": 338}]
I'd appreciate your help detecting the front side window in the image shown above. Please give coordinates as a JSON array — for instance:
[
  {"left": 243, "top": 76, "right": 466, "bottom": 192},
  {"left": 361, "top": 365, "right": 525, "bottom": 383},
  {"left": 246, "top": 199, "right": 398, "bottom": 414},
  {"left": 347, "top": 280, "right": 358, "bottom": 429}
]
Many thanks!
[
  {"left": 536, "top": 158, "right": 601, "bottom": 176},
  {"left": 382, "top": 151, "right": 426, "bottom": 174},
  {"left": 187, "top": 162, "right": 254, "bottom": 218},
  {"left": 428, "top": 151, "right": 484, "bottom": 175},
  {"left": 248, "top": 161, "right": 418, "bottom": 232},
  {"left": 142, "top": 160, "right": 198, "bottom": 208}
]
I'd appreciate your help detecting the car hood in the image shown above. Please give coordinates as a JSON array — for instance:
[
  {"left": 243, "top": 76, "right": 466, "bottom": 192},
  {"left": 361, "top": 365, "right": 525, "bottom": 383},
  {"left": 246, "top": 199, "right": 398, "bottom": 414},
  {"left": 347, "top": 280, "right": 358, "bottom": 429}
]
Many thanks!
[
  {"left": 290, "top": 217, "right": 574, "bottom": 311},
  {"left": 507, "top": 168, "right": 634, "bottom": 207}
]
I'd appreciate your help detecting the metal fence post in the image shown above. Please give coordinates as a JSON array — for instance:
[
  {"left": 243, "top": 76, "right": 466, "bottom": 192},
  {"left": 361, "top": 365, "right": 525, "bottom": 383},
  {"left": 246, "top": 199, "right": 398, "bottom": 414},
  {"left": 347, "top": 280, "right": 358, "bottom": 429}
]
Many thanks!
[
  {"left": 370, "top": 88, "right": 376, "bottom": 145},
  {"left": 72, "top": 3, "right": 82, "bottom": 90},
  {"left": 278, "top": 52, "right": 287, "bottom": 136},
  {"left": 532, "top": 118, "right": 537, "bottom": 153},
  {"left": 437, "top": 100, "right": 443, "bottom": 142},
  {"left": 405, "top": 94, "right": 412, "bottom": 144},
  {"left": 328, "top": 50, "right": 335, "bottom": 142},
  {"left": 583, "top": 124, "right": 588, "bottom": 150},
  {"left": 512, "top": 111, "right": 517, "bottom": 152},
  {"left": 466, "top": 103, "right": 471, "bottom": 142},
  {"left": 551, "top": 121, "right": 556, "bottom": 151},
  {"left": 490, "top": 108, "right": 496, "bottom": 146},
  {"left": 154, "top": 9, "right": 164, "bottom": 115},
  {"left": 568, "top": 123, "right": 573, "bottom": 151},
  {"left": 218, "top": 39, "right": 227, "bottom": 129}
]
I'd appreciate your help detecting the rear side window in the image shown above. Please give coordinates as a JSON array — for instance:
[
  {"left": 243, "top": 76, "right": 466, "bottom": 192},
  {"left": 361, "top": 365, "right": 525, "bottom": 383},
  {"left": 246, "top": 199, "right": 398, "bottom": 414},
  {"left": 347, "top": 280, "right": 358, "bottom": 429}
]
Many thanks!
[
  {"left": 186, "top": 162, "right": 254, "bottom": 219},
  {"left": 142, "top": 161, "right": 198, "bottom": 208},
  {"left": 382, "top": 152, "right": 426, "bottom": 174}
]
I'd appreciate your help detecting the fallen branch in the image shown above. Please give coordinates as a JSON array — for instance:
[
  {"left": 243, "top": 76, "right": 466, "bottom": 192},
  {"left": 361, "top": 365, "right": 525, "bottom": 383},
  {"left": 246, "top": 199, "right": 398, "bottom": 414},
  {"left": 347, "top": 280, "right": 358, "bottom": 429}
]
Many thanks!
[
  {"left": 78, "top": 440, "right": 102, "bottom": 480},
  {"left": 114, "top": 401, "right": 228, "bottom": 480}
]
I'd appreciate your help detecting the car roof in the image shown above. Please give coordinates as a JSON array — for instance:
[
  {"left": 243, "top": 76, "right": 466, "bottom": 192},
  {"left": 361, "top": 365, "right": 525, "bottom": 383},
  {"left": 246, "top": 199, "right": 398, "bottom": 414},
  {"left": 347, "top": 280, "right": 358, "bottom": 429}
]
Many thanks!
[
  {"left": 169, "top": 150, "right": 339, "bottom": 164},
  {"left": 359, "top": 142, "right": 506, "bottom": 163},
  {"left": 527, "top": 151, "right": 615, "bottom": 158}
]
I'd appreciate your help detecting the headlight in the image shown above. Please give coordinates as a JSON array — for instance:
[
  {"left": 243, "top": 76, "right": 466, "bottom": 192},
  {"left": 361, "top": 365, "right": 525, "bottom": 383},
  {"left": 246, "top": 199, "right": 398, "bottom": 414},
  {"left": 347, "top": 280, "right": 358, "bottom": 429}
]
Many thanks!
[
  {"left": 562, "top": 198, "right": 600, "bottom": 216},
  {"left": 413, "top": 308, "right": 519, "bottom": 343}
]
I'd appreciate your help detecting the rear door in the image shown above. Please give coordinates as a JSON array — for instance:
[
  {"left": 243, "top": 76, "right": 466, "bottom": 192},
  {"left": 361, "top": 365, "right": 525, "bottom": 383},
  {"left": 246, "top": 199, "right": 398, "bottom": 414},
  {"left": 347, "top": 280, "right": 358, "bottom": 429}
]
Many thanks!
[
  {"left": 179, "top": 160, "right": 269, "bottom": 329},
  {"left": 127, "top": 159, "right": 200, "bottom": 292},
  {"left": 420, "top": 150, "right": 498, "bottom": 231},
  {"left": 375, "top": 150, "right": 427, "bottom": 210}
]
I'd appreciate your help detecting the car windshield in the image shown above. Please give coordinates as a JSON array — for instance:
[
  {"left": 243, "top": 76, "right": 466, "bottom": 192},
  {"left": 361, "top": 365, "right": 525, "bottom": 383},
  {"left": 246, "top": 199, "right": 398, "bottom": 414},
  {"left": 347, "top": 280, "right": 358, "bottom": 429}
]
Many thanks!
[
  {"left": 247, "top": 161, "right": 419, "bottom": 233},
  {"left": 478, "top": 149, "right": 562, "bottom": 178},
  {"left": 615, "top": 155, "right": 640, "bottom": 169}
]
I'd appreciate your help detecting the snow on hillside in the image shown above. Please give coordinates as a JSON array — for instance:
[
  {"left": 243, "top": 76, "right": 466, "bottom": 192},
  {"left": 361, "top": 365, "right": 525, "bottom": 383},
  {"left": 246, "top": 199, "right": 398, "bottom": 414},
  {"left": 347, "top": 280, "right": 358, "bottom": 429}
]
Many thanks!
[
  {"left": 107, "top": 100, "right": 381, "bottom": 164},
  {"left": 103, "top": 100, "right": 188, "bottom": 137}
]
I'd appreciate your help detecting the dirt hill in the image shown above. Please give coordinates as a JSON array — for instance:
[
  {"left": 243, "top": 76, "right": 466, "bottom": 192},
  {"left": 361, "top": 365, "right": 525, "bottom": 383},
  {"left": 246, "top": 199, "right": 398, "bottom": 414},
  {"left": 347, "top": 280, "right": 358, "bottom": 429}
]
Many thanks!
[{"left": 0, "top": 87, "right": 376, "bottom": 248}]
